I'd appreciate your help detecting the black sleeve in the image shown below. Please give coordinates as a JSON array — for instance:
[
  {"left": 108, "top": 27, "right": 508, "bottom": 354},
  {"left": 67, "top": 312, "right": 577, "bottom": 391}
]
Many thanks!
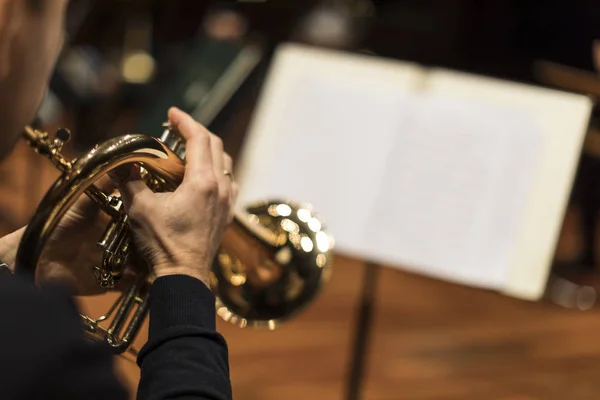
[
  {"left": 137, "top": 275, "right": 233, "bottom": 400},
  {"left": 0, "top": 271, "right": 129, "bottom": 400}
]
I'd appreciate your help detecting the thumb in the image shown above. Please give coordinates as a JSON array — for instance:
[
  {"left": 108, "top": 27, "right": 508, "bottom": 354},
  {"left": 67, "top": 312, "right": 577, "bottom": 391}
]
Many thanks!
[{"left": 108, "top": 164, "right": 153, "bottom": 212}]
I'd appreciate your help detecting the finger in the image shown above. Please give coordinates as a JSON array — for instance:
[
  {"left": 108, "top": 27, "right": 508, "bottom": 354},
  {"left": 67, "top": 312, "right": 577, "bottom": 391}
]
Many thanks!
[
  {"left": 168, "top": 107, "right": 214, "bottom": 183},
  {"left": 96, "top": 174, "right": 118, "bottom": 194},
  {"left": 223, "top": 153, "right": 233, "bottom": 175},
  {"left": 70, "top": 174, "right": 119, "bottom": 219},
  {"left": 222, "top": 153, "right": 237, "bottom": 222},
  {"left": 211, "top": 135, "right": 225, "bottom": 178},
  {"left": 120, "top": 181, "right": 151, "bottom": 207},
  {"left": 222, "top": 152, "right": 233, "bottom": 203},
  {"left": 229, "top": 180, "right": 239, "bottom": 223},
  {"left": 231, "top": 180, "right": 239, "bottom": 206},
  {"left": 107, "top": 164, "right": 139, "bottom": 186},
  {"left": 203, "top": 124, "right": 231, "bottom": 183},
  {"left": 210, "top": 135, "right": 233, "bottom": 203},
  {"left": 108, "top": 165, "right": 153, "bottom": 212},
  {"left": 89, "top": 174, "right": 116, "bottom": 197}
]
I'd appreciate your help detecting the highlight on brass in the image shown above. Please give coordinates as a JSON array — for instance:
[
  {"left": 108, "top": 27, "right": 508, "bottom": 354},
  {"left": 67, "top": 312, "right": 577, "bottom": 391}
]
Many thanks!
[
  {"left": 213, "top": 199, "right": 333, "bottom": 329},
  {"left": 15, "top": 124, "right": 333, "bottom": 358}
]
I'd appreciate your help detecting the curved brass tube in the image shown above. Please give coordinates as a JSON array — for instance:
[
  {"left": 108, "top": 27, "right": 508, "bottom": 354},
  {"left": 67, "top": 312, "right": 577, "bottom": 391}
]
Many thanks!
[{"left": 15, "top": 126, "right": 333, "bottom": 357}]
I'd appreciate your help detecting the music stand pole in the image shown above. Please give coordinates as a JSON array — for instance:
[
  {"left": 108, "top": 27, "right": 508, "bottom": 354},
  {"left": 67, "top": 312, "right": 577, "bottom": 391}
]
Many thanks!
[{"left": 345, "top": 262, "right": 379, "bottom": 400}]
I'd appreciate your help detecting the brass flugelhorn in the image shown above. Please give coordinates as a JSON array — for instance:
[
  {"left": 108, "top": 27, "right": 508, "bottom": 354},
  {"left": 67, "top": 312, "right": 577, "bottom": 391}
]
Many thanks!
[{"left": 15, "top": 124, "right": 333, "bottom": 358}]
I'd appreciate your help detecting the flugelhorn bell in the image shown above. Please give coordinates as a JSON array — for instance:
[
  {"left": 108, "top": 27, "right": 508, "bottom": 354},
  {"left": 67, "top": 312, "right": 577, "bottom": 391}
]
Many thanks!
[{"left": 14, "top": 124, "right": 333, "bottom": 358}]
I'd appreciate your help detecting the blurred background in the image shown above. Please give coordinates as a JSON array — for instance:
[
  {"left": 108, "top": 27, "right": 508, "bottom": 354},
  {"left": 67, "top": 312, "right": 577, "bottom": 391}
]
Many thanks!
[{"left": 5, "top": 0, "right": 600, "bottom": 399}]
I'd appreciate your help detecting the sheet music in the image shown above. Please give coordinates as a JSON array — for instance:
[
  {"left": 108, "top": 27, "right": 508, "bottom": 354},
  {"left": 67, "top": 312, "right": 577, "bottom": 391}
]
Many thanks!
[
  {"left": 363, "top": 94, "right": 541, "bottom": 288},
  {"left": 235, "top": 43, "right": 592, "bottom": 299},
  {"left": 426, "top": 69, "right": 593, "bottom": 299},
  {"left": 235, "top": 44, "right": 424, "bottom": 261},
  {"left": 237, "top": 72, "right": 418, "bottom": 260}
]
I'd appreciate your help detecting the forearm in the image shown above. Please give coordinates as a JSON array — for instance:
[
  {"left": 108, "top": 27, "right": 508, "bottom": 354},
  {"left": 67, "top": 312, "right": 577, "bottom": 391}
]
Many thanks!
[
  {"left": 0, "top": 227, "right": 25, "bottom": 271},
  {"left": 137, "top": 275, "right": 232, "bottom": 400},
  {"left": 0, "top": 270, "right": 128, "bottom": 399}
]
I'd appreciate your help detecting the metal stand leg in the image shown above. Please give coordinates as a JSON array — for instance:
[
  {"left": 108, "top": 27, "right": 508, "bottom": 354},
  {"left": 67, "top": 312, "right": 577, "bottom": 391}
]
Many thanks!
[{"left": 346, "top": 262, "right": 379, "bottom": 400}]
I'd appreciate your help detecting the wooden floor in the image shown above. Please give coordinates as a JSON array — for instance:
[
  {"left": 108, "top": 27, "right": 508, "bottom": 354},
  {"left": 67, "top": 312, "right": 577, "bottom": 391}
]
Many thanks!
[{"left": 4, "top": 137, "right": 600, "bottom": 400}]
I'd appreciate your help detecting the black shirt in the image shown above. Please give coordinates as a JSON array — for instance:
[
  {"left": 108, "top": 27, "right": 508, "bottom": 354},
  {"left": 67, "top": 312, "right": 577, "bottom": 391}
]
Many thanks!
[{"left": 0, "top": 268, "right": 233, "bottom": 399}]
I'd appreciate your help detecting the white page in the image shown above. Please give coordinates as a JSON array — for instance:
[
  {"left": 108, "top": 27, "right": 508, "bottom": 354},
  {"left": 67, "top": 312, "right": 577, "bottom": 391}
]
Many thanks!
[
  {"left": 235, "top": 44, "right": 424, "bottom": 260},
  {"left": 427, "top": 69, "right": 593, "bottom": 299},
  {"left": 235, "top": 44, "right": 592, "bottom": 299},
  {"left": 363, "top": 93, "right": 542, "bottom": 289}
]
